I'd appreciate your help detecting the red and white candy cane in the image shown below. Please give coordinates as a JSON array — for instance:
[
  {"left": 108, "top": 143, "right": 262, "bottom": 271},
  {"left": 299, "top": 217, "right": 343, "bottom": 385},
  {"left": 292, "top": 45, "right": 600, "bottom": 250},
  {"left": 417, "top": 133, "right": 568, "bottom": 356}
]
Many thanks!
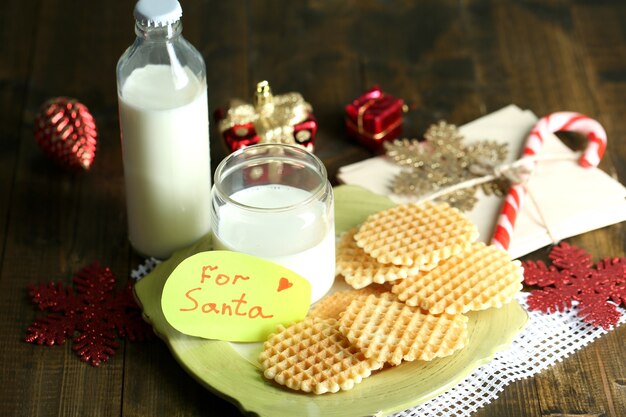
[{"left": 491, "top": 112, "right": 607, "bottom": 251}]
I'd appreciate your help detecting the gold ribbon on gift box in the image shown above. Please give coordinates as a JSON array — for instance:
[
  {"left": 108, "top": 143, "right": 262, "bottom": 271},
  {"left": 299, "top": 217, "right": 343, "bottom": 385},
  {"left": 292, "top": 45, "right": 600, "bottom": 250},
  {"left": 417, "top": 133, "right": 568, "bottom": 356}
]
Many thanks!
[
  {"left": 218, "top": 81, "right": 312, "bottom": 145},
  {"left": 345, "top": 93, "right": 406, "bottom": 141}
]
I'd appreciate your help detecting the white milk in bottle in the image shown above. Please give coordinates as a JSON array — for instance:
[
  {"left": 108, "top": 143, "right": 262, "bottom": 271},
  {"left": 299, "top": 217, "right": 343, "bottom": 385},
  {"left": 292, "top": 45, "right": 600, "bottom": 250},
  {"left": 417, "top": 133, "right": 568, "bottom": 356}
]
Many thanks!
[
  {"left": 119, "top": 66, "right": 210, "bottom": 258},
  {"left": 117, "top": 0, "right": 211, "bottom": 259}
]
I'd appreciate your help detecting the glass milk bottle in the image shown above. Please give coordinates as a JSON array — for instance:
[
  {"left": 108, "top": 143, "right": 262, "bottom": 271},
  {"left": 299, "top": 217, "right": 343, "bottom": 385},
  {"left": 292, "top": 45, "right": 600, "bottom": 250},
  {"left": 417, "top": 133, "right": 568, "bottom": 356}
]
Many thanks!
[{"left": 117, "top": 0, "right": 211, "bottom": 259}]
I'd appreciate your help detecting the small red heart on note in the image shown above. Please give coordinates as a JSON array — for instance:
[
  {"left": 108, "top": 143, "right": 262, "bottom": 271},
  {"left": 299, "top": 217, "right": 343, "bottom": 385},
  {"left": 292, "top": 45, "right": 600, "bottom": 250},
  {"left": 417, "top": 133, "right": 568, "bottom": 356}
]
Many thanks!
[{"left": 277, "top": 277, "right": 293, "bottom": 292}]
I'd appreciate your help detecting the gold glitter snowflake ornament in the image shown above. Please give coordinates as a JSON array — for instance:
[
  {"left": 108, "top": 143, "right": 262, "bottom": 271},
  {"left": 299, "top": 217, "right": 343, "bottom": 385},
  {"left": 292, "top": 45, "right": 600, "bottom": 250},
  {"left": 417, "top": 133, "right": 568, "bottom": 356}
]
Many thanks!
[{"left": 384, "top": 121, "right": 509, "bottom": 211}]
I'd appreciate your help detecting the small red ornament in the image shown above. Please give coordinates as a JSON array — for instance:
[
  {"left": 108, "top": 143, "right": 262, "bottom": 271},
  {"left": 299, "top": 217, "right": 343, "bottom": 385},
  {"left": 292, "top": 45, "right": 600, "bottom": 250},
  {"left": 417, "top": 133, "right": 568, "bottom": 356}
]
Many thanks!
[
  {"left": 215, "top": 81, "right": 317, "bottom": 153},
  {"left": 34, "top": 97, "right": 98, "bottom": 170},
  {"left": 25, "top": 263, "right": 153, "bottom": 366},
  {"left": 345, "top": 86, "right": 406, "bottom": 152},
  {"left": 523, "top": 242, "right": 626, "bottom": 329}
]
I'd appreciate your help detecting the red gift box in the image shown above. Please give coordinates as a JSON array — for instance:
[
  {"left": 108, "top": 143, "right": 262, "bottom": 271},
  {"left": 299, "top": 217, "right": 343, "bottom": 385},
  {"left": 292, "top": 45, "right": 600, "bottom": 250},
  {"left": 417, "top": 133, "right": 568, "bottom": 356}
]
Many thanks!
[{"left": 345, "top": 86, "right": 405, "bottom": 151}]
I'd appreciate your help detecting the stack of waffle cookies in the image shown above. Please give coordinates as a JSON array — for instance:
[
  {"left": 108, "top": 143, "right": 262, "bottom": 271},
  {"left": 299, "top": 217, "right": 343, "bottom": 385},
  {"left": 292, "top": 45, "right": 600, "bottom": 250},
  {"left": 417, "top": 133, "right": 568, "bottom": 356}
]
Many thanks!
[{"left": 259, "top": 201, "right": 523, "bottom": 394}]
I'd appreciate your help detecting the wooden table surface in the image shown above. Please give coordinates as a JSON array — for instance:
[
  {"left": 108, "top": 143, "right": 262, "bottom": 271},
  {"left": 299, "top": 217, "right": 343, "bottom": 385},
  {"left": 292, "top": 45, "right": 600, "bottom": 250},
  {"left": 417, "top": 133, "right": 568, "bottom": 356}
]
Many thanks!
[{"left": 1, "top": 1, "right": 625, "bottom": 416}]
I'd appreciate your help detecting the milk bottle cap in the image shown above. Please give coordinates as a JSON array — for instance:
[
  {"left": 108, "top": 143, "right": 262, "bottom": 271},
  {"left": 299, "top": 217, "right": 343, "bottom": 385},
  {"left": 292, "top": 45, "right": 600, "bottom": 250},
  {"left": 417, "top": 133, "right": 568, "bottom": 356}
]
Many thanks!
[{"left": 134, "top": 0, "right": 182, "bottom": 27}]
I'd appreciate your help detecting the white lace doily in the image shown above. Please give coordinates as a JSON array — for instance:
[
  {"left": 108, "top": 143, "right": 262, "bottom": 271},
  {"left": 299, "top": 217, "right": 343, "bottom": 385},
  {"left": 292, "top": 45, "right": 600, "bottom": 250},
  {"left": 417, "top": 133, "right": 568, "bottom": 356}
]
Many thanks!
[
  {"left": 395, "top": 292, "right": 626, "bottom": 417},
  {"left": 131, "top": 257, "right": 161, "bottom": 281},
  {"left": 132, "top": 262, "right": 625, "bottom": 417}
]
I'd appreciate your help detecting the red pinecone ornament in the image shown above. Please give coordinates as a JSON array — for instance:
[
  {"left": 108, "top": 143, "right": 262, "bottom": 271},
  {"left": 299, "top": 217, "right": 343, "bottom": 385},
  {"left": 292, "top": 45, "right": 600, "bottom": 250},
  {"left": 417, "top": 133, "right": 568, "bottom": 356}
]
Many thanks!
[{"left": 34, "top": 97, "right": 98, "bottom": 170}]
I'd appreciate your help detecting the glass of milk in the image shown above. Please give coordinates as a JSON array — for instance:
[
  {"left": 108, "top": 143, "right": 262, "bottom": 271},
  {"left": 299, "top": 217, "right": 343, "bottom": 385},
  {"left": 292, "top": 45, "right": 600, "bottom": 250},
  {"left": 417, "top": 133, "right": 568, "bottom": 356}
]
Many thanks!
[
  {"left": 116, "top": 0, "right": 211, "bottom": 259},
  {"left": 211, "top": 144, "right": 335, "bottom": 303}
]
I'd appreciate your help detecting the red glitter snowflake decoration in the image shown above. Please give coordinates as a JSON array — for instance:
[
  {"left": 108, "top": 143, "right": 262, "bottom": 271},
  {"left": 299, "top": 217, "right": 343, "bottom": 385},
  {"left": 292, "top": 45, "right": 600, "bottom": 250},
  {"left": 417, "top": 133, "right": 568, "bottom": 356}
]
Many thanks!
[
  {"left": 523, "top": 242, "right": 626, "bottom": 329},
  {"left": 25, "top": 263, "right": 153, "bottom": 366}
]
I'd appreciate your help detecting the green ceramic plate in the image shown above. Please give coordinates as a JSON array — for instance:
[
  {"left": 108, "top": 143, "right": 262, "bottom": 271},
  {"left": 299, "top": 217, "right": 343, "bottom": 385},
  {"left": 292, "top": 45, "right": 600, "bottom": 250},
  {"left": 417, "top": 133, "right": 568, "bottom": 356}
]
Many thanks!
[{"left": 135, "top": 185, "right": 528, "bottom": 417}]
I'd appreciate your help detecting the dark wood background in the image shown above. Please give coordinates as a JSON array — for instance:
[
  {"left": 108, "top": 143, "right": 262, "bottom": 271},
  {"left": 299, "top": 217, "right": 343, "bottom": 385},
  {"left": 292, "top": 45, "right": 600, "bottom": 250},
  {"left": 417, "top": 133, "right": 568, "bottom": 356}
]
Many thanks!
[{"left": 1, "top": 1, "right": 625, "bottom": 416}]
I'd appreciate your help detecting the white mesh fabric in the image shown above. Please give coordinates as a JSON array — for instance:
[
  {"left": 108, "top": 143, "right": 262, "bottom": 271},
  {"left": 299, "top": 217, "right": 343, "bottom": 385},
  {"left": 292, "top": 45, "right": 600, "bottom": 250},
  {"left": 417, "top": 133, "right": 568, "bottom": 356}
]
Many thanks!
[{"left": 394, "top": 292, "right": 626, "bottom": 417}]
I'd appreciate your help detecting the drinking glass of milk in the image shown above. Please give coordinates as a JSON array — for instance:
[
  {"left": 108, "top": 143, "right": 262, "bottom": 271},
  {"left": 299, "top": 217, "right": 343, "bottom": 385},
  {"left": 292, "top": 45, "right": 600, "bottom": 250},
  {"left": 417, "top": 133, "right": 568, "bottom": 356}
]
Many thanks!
[
  {"left": 211, "top": 144, "right": 335, "bottom": 303},
  {"left": 116, "top": 0, "right": 211, "bottom": 259}
]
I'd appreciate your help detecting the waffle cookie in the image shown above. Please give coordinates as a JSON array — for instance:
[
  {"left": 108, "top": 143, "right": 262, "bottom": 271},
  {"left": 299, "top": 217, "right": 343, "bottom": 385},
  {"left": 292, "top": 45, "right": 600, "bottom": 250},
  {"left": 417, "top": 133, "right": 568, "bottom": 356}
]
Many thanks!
[
  {"left": 336, "top": 228, "right": 423, "bottom": 289},
  {"left": 392, "top": 242, "right": 523, "bottom": 314},
  {"left": 353, "top": 201, "right": 479, "bottom": 267},
  {"left": 308, "top": 284, "right": 389, "bottom": 320},
  {"left": 259, "top": 317, "right": 384, "bottom": 394},
  {"left": 338, "top": 292, "right": 468, "bottom": 366}
]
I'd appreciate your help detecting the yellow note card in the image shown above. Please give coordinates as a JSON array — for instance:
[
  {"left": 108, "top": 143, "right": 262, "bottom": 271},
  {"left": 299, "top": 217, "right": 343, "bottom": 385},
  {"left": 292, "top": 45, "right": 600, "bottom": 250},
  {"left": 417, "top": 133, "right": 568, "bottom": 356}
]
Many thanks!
[{"left": 161, "top": 250, "right": 311, "bottom": 342}]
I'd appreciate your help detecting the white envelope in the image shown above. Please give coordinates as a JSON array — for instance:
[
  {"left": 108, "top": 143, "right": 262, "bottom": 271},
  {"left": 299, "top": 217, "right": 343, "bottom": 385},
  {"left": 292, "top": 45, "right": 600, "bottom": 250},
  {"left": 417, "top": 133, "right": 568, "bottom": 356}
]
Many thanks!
[{"left": 337, "top": 105, "right": 626, "bottom": 259}]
